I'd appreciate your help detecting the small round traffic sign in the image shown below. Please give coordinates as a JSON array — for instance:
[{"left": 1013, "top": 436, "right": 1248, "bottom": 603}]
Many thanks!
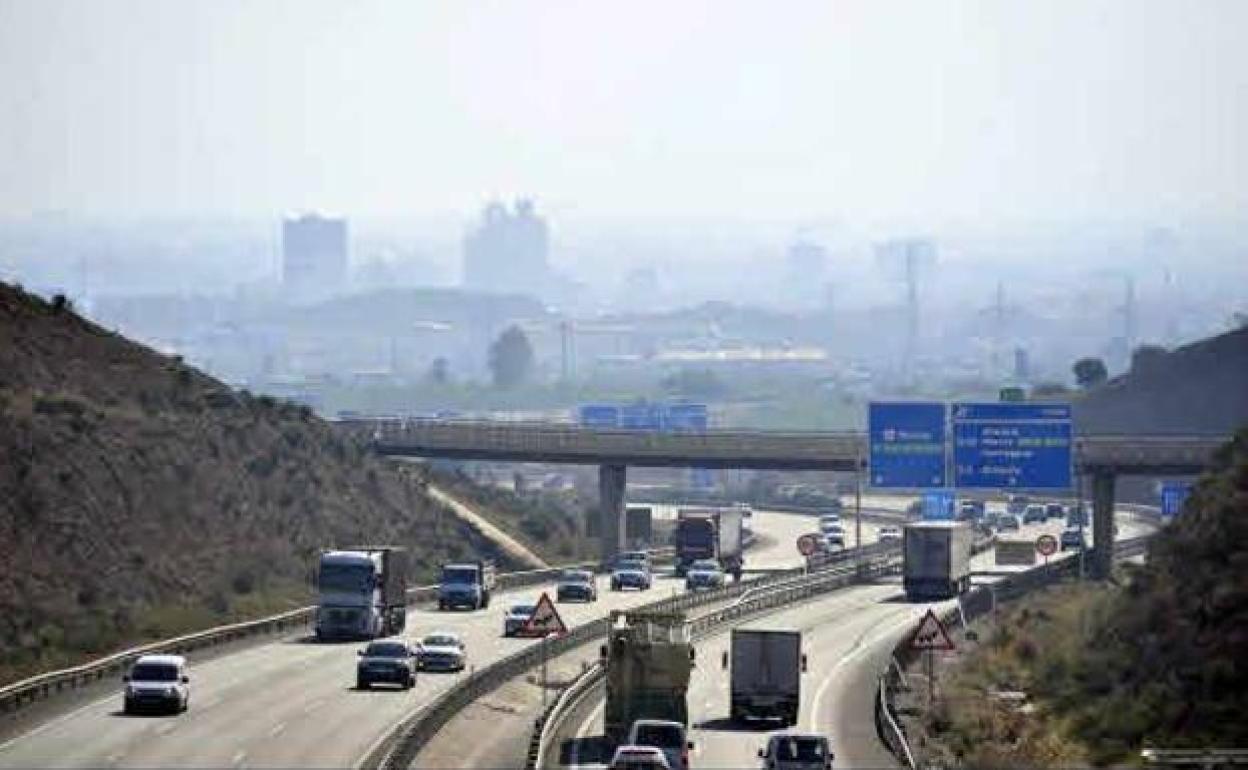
[
  {"left": 1035, "top": 534, "right": 1058, "bottom": 557},
  {"left": 797, "top": 534, "right": 820, "bottom": 556}
]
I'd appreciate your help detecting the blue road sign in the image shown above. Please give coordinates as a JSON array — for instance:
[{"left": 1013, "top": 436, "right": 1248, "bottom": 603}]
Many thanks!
[
  {"left": 952, "top": 402, "right": 1072, "bottom": 490},
  {"left": 619, "top": 403, "right": 662, "bottom": 430},
  {"left": 921, "top": 490, "right": 956, "bottom": 520},
  {"left": 665, "top": 403, "right": 708, "bottom": 431},
  {"left": 869, "top": 402, "right": 947, "bottom": 488},
  {"left": 1161, "top": 481, "right": 1192, "bottom": 517},
  {"left": 578, "top": 405, "right": 620, "bottom": 428}
]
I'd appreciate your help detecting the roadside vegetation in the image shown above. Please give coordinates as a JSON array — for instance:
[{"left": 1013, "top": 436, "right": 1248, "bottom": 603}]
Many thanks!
[
  {"left": 426, "top": 466, "right": 600, "bottom": 564},
  {"left": 926, "top": 428, "right": 1248, "bottom": 767},
  {"left": 0, "top": 282, "right": 514, "bottom": 686}
]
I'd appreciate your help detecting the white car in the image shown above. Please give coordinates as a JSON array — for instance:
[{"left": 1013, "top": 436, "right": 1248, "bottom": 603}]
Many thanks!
[
  {"left": 417, "top": 631, "right": 466, "bottom": 672},
  {"left": 819, "top": 520, "right": 845, "bottom": 536},
  {"left": 123, "top": 654, "right": 190, "bottom": 715},
  {"left": 877, "top": 526, "right": 902, "bottom": 543},
  {"left": 818, "top": 514, "right": 841, "bottom": 529},
  {"left": 629, "top": 719, "right": 692, "bottom": 770},
  {"left": 609, "top": 745, "right": 672, "bottom": 770},
  {"left": 759, "top": 733, "right": 834, "bottom": 770}
]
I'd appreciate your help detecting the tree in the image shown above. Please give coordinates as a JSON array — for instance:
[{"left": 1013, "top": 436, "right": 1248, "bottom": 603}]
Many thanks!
[
  {"left": 488, "top": 325, "right": 534, "bottom": 389},
  {"left": 427, "top": 356, "right": 450, "bottom": 385},
  {"left": 1072, "top": 357, "right": 1108, "bottom": 389}
]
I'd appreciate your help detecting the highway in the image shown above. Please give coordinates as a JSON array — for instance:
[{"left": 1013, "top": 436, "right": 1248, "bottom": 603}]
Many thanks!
[
  {"left": 553, "top": 509, "right": 1152, "bottom": 769},
  {"left": 0, "top": 507, "right": 868, "bottom": 769}
]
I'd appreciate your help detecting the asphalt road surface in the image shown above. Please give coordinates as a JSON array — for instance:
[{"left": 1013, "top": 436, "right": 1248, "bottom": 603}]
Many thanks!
[
  {"left": 0, "top": 507, "right": 878, "bottom": 769},
  {"left": 557, "top": 510, "right": 1152, "bottom": 769}
]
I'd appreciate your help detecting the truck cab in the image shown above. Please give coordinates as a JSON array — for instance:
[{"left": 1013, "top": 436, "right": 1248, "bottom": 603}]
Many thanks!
[
  {"left": 438, "top": 560, "right": 496, "bottom": 610},
  {"left": 315, "top": 548, "right": 407, "bottom": 641}
]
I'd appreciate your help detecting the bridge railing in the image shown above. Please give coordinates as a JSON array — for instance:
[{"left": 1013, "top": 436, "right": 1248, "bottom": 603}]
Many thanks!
[{"left": 349, "top": 418, "right": 1226, "bottom": 472}]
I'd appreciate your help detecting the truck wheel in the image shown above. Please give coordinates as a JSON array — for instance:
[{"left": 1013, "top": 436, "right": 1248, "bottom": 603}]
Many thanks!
[{"left": 357, "top": 679, "right": 369, "bottom": 691}]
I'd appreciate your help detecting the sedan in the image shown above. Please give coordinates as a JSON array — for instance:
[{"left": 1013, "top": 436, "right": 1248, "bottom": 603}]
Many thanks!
[
  {"left": 1061, "top": 528, "right": 1087, "bottom": 551},
  {"left": 611, "top": 566, "right": 652, "bottom": 591},
  {"left": 557, "top": 570, "right": 598, "bottom": 602},
  {"left": 685, "top": 559, "right": 725, "bottom": 591},
  {"left": 356, "top": 640, "right": 417, "bottom": 690},
  {"left": 997, "top": 514, "right": 1021, "bottom": 532},
  {"left": 416, "top": 632, "right": 466, "bottom": 672},
  {"left": 877, "top": 526, "right": 902, "bottom": 544},
  {"left": 503, "top": 603, "right": 538, "bottom": 637}
]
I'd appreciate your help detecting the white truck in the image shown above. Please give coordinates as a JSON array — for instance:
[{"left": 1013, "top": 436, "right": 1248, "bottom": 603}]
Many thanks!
[
  {"left": 315, "top": 547, "right": 408, "bottom": 641},
  {"left": 902, "top": 521, "right": 973, "bottom": 600},
  {"left": 437, "top": 560, "right": 497, "bottom": 610},
  {"left": 724, "top": 628, "right": 805, "bottom": 726}
]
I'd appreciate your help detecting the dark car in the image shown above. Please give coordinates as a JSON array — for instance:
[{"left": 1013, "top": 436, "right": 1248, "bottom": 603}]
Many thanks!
[
  {"left": 557, "top": 570, "right": 598, "bottom": 602},
  {"left": 1045, "top": 502, "right": 1064, "bottom": 520},
  {"left": 1060, "top": 527, "right": 1086, "bottom": 551},
  {"left": 356, "top": 640, "right": 417, "bottom": 690}
]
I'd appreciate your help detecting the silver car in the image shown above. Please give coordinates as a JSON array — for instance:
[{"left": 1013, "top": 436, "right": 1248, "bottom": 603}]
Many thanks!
[
  {"left": 759, "top": 733, "right": 834, "bottom": 770},
  {"left": 417, "top": 632, "right": 466, "bottom": 672},
  {"left": 685, "top": 559, "right": 725, "bottom": 591}
]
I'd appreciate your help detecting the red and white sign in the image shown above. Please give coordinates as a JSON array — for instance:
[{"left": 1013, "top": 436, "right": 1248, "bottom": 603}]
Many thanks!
[
  {"left": 911, "top": 608, "right": 956, "bottom": 651},
  {"left": 1035, "top": 534, "right": 1059, "bottom": 557},
  {"left": 520, "top": 592, "right": 567, "bottom": 637},
  {"left": 797, "top": 534, "right": 820, "bottom": 557}
]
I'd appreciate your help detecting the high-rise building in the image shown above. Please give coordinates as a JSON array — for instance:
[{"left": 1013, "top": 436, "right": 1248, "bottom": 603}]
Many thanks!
[
  {"left": 282, "top": 213, "right": 348, "bottom": 300},
  {"left": 462, "top": 199, "right": 549, "bottom": 297},
  {"left": 784, "top": 237, "right": 827, "bottom": 308}
]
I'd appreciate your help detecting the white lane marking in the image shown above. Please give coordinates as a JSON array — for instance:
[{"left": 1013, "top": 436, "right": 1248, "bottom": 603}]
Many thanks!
[
  {"left": 155, "top": 722, "right": 176, "bottom": 735},
  {"left": 232, "top": 749, "right": 247, "bottom": 767},
  {"left": 301, "top": 696, "right": 325, "bottom": 714},
  {"left": 0, "top": 691, "right": 118, "bottom": 751},
  {"left": 267, "top": 721, "right": 286, "bottom": 738},
  {"left": 568, "top": 699, "right": 606, "bottom": 768},
  {"left": 808, "top": 612, "right": 921, "bottom": 732}
]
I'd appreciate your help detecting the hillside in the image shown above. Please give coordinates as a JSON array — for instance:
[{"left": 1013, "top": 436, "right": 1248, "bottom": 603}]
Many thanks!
[
  {"left": 930, "top": 428, "right": 1248, "bottom": 766},
  {"left": 1074, "top": 326, "right": 1248, "bottom": 434},
  {"left": 0, "top": 283, "right": 511, "bottom": 685}
]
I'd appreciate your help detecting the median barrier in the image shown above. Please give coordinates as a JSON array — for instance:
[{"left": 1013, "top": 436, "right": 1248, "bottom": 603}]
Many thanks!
[{"left": 365, "top": 541, "right": 904, "bottom": 770}]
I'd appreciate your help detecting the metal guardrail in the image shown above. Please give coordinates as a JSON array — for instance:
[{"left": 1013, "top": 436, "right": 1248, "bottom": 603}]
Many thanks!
[
  {"left": 363, "top": 542, "right": 904, "bottom": 770},
  {"left": 875, "top": 530, "right": 1157, "bottom": 768},
  {"left": 0, "top": 551, "right": 675, "bottom": 718},
  {"left": 529, "top": 556, "right": 904, "bottom": 769}
]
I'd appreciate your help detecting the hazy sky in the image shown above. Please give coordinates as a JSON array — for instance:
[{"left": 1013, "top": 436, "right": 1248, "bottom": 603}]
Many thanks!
[{"left": 2, "top": 0, "right": 1245, "bottom": 222}]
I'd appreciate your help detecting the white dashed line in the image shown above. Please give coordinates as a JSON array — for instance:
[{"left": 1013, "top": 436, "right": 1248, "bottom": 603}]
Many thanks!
[{"left": 267, "top": 721, "right": 286, "bottom": 738}]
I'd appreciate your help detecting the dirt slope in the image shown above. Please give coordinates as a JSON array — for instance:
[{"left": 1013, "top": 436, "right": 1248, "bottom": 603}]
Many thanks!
[{"left": 0, "top": 283, "right": 509, "bottom": 684}]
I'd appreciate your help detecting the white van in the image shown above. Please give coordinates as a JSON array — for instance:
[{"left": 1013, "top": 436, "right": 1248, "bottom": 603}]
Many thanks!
[{"left": 123, "top": 654, "right": 190, "bottom": 715}]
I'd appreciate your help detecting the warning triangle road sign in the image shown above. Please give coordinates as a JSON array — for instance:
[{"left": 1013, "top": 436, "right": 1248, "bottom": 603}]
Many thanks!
[
  {"left": 910, "top": 608, "right": 956, "bottom": 651},
  {"left": 520, "top": 591, "right": 568, "bottom": 637}
]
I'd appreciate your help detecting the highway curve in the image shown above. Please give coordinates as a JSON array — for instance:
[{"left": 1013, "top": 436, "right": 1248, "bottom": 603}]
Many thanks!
[
  {"left": 0, "top": 507, "right": 879, "bottom": 769},
  {"left": 553, "top": 508, "right": 1153, "bottom": 769}
]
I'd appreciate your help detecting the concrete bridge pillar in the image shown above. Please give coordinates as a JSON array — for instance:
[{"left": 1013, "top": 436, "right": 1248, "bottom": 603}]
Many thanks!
[
  {"left": 599, "top": 464, "right": 627, "bottom": 564},
  {"left": 1090, "top": 470, "right": 1116, "bottom": 579}
]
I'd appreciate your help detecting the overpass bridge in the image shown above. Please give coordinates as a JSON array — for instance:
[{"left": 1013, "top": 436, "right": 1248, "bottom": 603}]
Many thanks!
[{"left": 347, "top": 419, "right": 1226, "bottom": 577}]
